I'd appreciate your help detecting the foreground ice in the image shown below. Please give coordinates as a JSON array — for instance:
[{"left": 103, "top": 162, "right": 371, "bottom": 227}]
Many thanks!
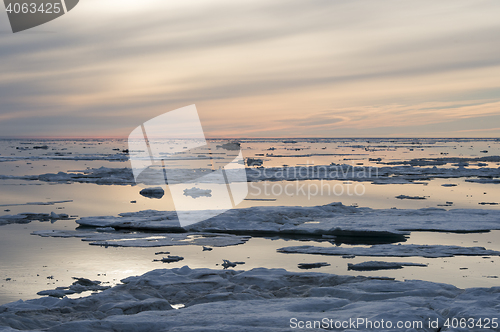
[
  {"left": 75, "top": 203, "right": 500, "bottom": 237},
  {"left": 0, "top": 266, "right": 498, "bottom": 331},
  {"left": 277, "top": 244, "right": 500, "bottom": 258}
]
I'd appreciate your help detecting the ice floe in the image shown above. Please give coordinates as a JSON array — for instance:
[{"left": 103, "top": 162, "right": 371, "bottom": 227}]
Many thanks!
[
  {"left": 0, "top": 212, "right": 69, "bottom": 226},
  {"left": 395, "top": 195, "right": 427, "bottom": 200},
  {"left": 0, "top": 200, "right": 72, "bottom": 207},
  {"left": 0, "top": 167, "right": 135, "bottom": 185},
  {"left": 277, "top": 244, "right": 500, "bottom": 258},
  {"left": 2, "top": 162, "right": 500, "bottom": 186},
  {"left": 297, "top": 262, "right": 331, "bottom": 269},
  {"left": 0, "top": 266, "right": 498, "bottom": 331},
  {"left": 32, "top": 230, "right": 250, "bottom": 248},
  {"left": 221, "top": 260, "right": 245, "bottom": 269},
  {"left": 0, "top": 153, "right": 128, "bottom": 163},
  {"left": 74, "top": 203, "right": 500, "bottom": 237},
  {"left": 37, "top": 277, "right": 110, "bottom": 298},
  {"left": 183, "top": 187, "right": 212, "bottom": 198},
  {"left": 466, "top": 178, "right": 500, "bottom": 184},
  {"left": 347, "top": 261, "right": 427, "bottom": 271},
  {"left": 380, "top": 156, "right": 500, "bottom": 166},
  {"left": 245, "top": 163, "right": 500, "bottom": 184},
  {"left": 139, "top": 187, "right": 164, "bottom": 199},
  {"left": 153, "top": 256, "right": 184, "bottom": 263}
]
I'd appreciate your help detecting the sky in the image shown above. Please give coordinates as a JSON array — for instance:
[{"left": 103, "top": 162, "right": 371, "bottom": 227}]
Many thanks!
[{"left": 0, "top": 0, "right": 500, "bottom": 138}]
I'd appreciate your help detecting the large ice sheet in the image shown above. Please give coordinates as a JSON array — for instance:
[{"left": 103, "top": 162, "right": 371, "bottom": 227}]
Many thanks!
[{"left": 76, "top": 203, "right": 500, "bottom": 236}]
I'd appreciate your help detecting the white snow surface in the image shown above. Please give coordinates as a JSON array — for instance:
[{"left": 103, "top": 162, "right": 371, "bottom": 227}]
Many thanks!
[
  {"left": 75, "top": 203, "right": 500, "bottom": 236},
  {"left": 0, "top": 266, "right": 498, "bottom": 331},
  {"left": 277, "top": 244, "right": 500, "bottom": 258}
]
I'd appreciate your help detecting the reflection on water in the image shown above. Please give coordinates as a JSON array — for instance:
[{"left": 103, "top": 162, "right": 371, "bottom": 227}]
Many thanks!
[{"left": 1, "top": 219, "right": 498, "bottom": 305}]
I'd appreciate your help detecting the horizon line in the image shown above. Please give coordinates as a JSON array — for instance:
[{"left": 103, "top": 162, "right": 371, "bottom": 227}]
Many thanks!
[{"left": 0, "top": 136, "right": 498, "bottom": 140}]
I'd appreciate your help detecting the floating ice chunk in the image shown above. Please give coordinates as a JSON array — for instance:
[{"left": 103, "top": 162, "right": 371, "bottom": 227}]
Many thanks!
[
  {"left": 217, "top": 142, "right": 241, "bottom": 150},
  {"left": 153, "top": 256, "right": 184, "bottom": 263},
  {"left": 0, "top": 212, "right": 71, "bottom": 226},
  {"left": 347, "top": 261, "right": 427, "bottom": 271},
  {"left": 0, "top": 153, "right": 128, "bottom": 163},
  {"left": 297, "top": 262, "right": 330, "bottom": 269},
  {"left": 0, "top": 200, "right": 73, "bottom": 207},
  {"left": 183, "top": 187, "right": 212, "bottom": 198},
  {"left": 221, "top": 260, "right": 245, "bottom": 269},
  {"left": 381, "top": 156, "right": 500, "bottom": 166},
  {"left": 246, "top": 158, "right": 263, "bottom": 166},
  {"left": 467, "top": 178, "right": 500, "bottom": 184},
  {"left": 139, "top": 187, "right": 165, "bottom": 199},
  {"left": 37, "top": 277, "right": 109, "bottom": 298},
  {"left": 50, "top": 212, "right": 68, "bottom": 219},
  {"left": 395, "top": 195, "right": 427, "bottom": 200},
  {"left": 278, "top": 244, "right": 500, "bottom": 258}
]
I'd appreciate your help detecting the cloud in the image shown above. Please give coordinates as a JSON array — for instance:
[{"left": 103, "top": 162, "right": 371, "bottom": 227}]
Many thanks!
[{"left": 0, "top": 0, "right": 499, "bottom": 137}]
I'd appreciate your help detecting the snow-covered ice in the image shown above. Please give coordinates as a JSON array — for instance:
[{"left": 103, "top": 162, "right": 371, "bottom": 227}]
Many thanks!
[
  {"left": 0, "top": 266, "right": 498, "bottom": 331},
  {"left": 2, "top": 162, "right": 500, "bottom": 186},
  {"left": 75, "top": 203, "right": 500, "bottom": 237},
  {"left": 32, "top": 230, "right": 250, "bottom": 248}
]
